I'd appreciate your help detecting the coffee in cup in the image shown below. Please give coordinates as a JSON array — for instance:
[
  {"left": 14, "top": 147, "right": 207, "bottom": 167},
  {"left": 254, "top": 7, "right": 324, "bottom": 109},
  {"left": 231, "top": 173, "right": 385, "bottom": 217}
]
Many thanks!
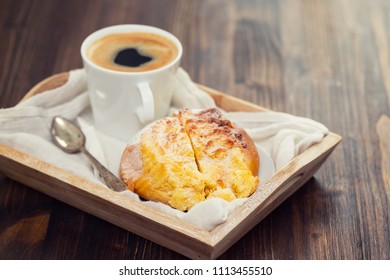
[{"left": 86, "top": 32, "right": 178, "bottom": 73}]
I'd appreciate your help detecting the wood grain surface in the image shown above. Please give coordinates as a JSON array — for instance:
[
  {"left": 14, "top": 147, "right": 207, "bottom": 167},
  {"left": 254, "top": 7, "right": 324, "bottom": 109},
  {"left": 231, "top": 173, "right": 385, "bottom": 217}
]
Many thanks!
[{"left": 0, "top": 0, "right": 389, "bottom": 260}]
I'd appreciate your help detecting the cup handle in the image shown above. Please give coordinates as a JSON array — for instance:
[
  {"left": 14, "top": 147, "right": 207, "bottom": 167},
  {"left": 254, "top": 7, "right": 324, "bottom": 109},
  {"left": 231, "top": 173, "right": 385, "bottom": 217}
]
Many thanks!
[{"left": 136, "top": 82, "right": 154, "bottom": 123}]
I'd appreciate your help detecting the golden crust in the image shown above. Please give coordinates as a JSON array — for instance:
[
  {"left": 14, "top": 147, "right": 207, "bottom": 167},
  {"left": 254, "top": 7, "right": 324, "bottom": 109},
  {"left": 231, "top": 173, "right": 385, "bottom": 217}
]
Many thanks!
[
  {"left": 120, "top": 108, "right": 260, "bottom": 210},
  {"left": 175, "top": 108, "right": 259, "bottom": 176}
]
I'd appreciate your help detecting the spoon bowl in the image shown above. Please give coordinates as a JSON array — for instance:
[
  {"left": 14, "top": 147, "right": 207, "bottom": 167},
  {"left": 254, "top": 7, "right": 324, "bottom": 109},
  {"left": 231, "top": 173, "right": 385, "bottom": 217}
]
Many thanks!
[{"left": 51, "top": 117, "right": 85, "bottom": 153}]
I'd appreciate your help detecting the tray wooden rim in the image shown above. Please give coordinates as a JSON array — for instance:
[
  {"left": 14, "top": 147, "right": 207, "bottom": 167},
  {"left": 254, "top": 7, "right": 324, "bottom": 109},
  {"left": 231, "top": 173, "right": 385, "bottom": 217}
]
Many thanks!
[{"left": 0, "top": 72, "right": 342, "bottom": 259}]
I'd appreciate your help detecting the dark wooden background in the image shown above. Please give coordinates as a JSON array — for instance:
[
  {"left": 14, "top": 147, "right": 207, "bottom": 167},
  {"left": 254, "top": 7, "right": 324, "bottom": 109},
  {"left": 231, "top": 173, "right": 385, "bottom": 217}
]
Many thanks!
[{"left": 1, "top": 0, "right": 390, "bottom": 260}]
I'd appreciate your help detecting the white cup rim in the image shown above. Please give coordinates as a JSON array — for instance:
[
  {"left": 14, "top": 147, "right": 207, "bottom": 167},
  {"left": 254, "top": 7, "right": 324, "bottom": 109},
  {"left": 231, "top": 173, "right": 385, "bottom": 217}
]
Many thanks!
[{"left": 80, "top": 24, "right": 183, "bottom": 76}]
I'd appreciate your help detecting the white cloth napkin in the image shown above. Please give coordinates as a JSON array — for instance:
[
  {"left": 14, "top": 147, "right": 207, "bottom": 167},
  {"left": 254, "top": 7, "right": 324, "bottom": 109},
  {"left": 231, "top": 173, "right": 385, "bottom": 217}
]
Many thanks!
[{"left": 0, "top": 68, "right": 328, "bottom": 231}]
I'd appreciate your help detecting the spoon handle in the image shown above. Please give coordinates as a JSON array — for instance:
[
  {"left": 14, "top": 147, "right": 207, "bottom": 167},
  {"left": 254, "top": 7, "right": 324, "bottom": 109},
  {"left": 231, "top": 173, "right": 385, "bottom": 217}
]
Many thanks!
[{"left": 80, "top": 146, "right": 127, "bottom": 192}]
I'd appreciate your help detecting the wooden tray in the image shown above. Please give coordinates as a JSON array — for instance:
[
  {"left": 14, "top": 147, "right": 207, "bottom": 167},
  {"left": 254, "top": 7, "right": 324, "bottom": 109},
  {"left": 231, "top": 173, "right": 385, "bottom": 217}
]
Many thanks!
[{"left": 0, "top": 72, "right": 342, "bottom": 259}]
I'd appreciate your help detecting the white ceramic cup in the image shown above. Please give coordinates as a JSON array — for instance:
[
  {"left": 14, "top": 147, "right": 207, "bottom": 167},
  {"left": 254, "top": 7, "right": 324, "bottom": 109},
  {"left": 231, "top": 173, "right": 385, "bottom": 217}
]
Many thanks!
[{"left": 81, "top": 24, "right": 182, "bottom": 142}]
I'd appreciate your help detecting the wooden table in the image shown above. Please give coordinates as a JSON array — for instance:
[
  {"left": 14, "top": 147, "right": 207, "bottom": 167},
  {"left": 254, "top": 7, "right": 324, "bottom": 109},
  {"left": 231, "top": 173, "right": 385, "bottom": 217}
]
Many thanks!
[{"left": 0, "top": 0, "right": 389, "bottom": 260}]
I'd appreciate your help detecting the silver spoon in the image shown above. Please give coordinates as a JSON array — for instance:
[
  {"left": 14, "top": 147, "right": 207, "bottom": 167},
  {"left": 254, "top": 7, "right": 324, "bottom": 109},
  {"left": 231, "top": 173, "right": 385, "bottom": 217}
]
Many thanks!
[{"left": 50, "top": 116, "right": 127, "bottom": 192}]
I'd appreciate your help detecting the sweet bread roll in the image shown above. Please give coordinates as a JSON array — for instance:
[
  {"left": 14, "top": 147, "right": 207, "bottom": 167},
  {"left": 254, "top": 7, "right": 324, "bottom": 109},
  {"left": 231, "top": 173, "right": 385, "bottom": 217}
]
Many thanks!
[{"left": 120, "top": 108, "right": 259, "bottom": 211}]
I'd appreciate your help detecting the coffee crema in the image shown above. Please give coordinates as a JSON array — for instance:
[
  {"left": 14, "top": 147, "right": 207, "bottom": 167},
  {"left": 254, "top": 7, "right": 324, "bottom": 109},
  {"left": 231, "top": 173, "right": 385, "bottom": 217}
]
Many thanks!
[{"left": 87, "top": 32, "right": 178, "bottom": 72}]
